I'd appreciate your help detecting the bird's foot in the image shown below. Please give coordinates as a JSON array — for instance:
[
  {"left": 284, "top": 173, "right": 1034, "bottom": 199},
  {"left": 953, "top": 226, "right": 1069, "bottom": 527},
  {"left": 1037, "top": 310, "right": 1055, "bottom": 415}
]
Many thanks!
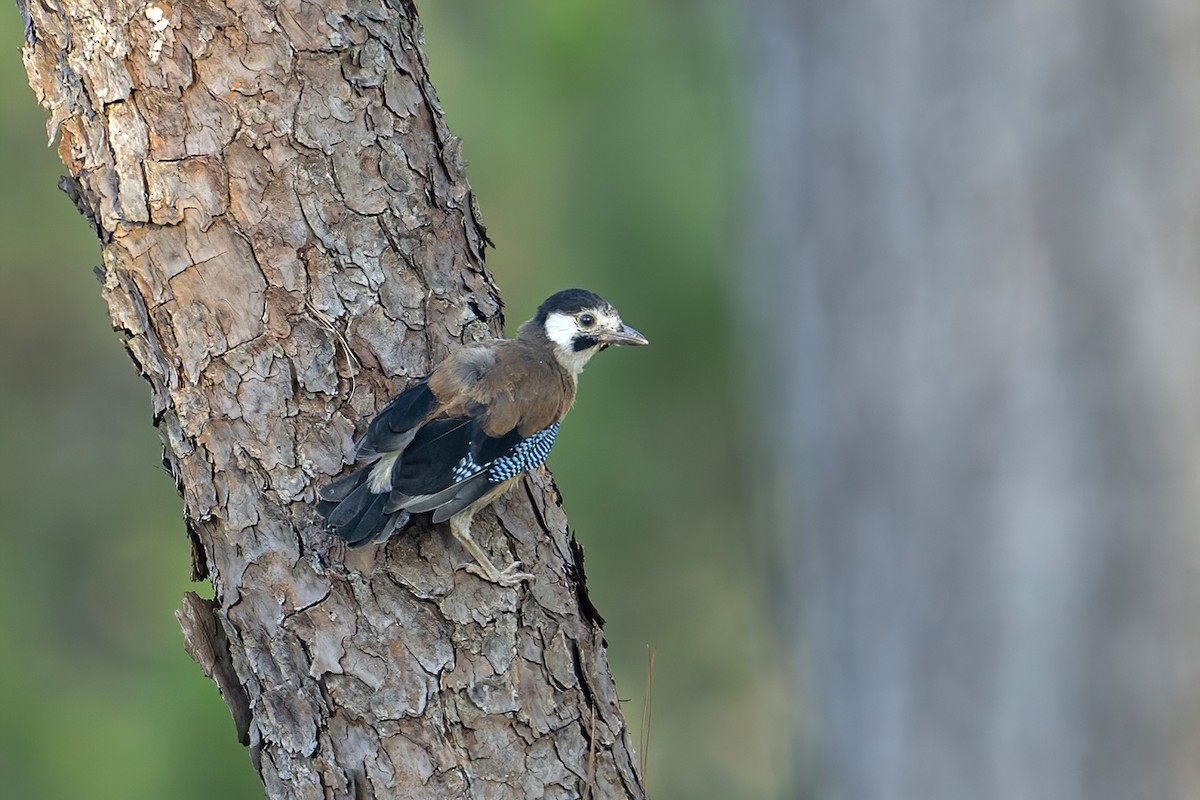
[
  {"left": 465, "top": 560, "right": 534, "bottom": 587},
  {"left": 450, "top": 513, "right": 533, "bottom": 586}
]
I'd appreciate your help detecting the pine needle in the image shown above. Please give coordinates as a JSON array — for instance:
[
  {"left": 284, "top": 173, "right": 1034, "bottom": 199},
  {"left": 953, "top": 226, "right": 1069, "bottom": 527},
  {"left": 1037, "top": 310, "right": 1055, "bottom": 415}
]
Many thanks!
[{"left": 640, "top": 645, "right": 656, "bottom": 794}]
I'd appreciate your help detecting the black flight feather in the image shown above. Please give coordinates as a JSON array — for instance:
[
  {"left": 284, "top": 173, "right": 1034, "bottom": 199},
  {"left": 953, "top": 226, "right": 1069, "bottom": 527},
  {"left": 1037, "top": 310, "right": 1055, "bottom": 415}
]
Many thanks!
[
  {"left": 430, "top": 478, "right": 497, "bottom": 524},
  {"left": 390, "top": 418, "right": 522, "bottom": 496},
  {"left": 389, "top": 418, "right": 476, "bottom": 495},
  {"left": 321, "top": 475, "right": 391, "bottom": 546},
  {"left": 356, "top": 380, "right": 438, "bottom": 457},
  {"left": 317, "top": 469, "right": 365, "bottom": 505},
  {"left": 404, "top": 472, "right": 492, "bottom": 516}
]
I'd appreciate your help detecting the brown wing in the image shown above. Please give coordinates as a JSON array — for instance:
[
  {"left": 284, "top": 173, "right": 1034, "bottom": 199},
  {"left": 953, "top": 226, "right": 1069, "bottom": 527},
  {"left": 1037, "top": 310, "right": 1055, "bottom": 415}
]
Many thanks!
[{"left": 427, "top": 340, "right": 575, "bottom": 437}]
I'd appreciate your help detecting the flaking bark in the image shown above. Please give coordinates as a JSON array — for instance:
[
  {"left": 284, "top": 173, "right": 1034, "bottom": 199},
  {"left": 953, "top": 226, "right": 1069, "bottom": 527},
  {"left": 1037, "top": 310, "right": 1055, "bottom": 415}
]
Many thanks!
[{"left": 19, "top": 1, "right": 645, "bottom": 798}]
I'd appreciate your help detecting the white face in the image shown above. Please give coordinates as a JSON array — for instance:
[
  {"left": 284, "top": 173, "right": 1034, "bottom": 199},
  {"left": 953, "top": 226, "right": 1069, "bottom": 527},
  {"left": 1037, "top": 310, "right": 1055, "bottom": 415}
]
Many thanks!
[{"left": 543, "top": 307, "right": 623, "bottom": 376}]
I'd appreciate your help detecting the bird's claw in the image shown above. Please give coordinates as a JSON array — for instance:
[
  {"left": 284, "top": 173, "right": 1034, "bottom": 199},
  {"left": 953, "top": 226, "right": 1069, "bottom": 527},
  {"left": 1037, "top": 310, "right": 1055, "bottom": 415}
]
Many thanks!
[{"left": 465, "top": 560, "right": 534, "bottom": 587}]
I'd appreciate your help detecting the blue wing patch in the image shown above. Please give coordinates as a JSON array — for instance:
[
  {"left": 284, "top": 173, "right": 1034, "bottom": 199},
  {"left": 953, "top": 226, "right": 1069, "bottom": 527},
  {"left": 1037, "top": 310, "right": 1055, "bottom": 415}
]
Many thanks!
[
  {"left": 450, "top": 452, "right": 483, "bottom": 483},
  {"left": 450, "top": 422, "right": 560, "bottom": 484},
  {"left": 487, "top": 423, "right": 560, "bottom": 482}
]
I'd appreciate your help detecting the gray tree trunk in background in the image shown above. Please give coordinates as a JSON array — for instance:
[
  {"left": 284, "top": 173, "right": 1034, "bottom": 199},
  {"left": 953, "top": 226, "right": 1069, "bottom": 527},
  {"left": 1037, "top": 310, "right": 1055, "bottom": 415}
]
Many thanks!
[
  {"left": 747, "top": 2, "right": 1200, "bottom": 799},
  {"left": 19, "top": 1, "right": 644, "bottom": 798}
]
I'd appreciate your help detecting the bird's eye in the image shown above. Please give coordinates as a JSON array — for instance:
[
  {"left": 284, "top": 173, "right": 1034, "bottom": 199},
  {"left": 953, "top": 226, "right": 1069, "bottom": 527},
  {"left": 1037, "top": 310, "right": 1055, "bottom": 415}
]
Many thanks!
[{"left": 579, "top": 313, "right": 596, "bottom": 328}]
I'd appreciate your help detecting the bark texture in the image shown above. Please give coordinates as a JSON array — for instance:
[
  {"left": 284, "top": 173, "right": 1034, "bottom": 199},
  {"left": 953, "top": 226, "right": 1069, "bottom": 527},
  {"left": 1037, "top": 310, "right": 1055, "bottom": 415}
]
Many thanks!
[
  {"left": 747, "top": 1, "right": 1200, "bottom": 799},
  {"left": 20, "top": 2, "right": 644, "bottom": 798}
]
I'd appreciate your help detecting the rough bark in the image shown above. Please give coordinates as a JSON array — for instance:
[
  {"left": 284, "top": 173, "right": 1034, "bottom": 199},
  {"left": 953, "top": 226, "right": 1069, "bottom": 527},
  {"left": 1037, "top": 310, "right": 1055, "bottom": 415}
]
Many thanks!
[
  {"left": 747, "top": 1, "right": 1200, "bottom": 799},
  {"left": 19, "top": 1, "right": 644, "bottom": 798}
]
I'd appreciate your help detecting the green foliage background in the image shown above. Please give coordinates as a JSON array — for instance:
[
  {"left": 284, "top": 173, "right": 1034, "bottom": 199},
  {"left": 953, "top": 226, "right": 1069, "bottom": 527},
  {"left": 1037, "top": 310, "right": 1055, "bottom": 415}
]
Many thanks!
[{"left": 0, "top": 2, "right": 785, "bottom": 797}]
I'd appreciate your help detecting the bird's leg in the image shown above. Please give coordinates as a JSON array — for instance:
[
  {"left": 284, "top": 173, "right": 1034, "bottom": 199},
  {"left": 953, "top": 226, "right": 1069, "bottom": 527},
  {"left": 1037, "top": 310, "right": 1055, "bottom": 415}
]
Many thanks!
[{"left": 449, "top": 511, "right": 533, "bottom": 587}]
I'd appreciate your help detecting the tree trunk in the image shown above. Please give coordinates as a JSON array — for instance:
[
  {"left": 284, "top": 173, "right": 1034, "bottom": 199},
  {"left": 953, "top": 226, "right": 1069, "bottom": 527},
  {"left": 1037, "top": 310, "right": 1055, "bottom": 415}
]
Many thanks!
[
  {"left": 747, "top": 1, "right": 1200, "bottom": 799},
  {"left": 19, "top": 1, "right": 644, "bottom": 798}
]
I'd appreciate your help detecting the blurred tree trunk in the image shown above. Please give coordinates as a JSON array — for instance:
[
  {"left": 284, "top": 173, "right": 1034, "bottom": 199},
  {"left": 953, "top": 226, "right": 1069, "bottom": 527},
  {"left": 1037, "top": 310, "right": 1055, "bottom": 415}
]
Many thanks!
[
  {"left": 747, "top": 2, "right": 1200, "bottom": 799},
  {"left": 19, "top": 1, "right": 643, "bottom": 798}
]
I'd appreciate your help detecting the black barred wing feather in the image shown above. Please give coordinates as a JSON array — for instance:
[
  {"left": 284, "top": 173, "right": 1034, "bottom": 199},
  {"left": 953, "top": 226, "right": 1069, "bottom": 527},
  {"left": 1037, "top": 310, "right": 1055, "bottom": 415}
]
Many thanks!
[
  {"left": 388, "top": 419, "right": 561, "bottom": 523},
  {"left": 481, "top": 422, "right": 560, "bottom": 482}
]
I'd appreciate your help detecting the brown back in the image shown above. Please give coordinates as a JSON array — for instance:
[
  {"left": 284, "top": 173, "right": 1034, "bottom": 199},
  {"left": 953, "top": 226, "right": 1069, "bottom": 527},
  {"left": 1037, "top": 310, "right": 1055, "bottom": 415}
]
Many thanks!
[{"left": 426, "top": 340, "right": 576, "bottom": 437}]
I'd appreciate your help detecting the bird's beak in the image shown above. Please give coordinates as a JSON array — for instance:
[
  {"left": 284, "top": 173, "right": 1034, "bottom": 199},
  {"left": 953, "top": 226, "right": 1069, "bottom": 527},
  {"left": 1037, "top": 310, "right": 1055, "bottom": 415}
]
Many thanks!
[{"left": 601, "top": 323, "right": 649, "bottom": 346}]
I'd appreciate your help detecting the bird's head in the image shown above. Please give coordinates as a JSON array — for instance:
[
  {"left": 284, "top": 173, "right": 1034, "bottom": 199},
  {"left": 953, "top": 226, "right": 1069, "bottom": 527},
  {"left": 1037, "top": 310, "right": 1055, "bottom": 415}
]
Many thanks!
[{"left": 522, "top": 288, "right": 648, "bottom": 376}]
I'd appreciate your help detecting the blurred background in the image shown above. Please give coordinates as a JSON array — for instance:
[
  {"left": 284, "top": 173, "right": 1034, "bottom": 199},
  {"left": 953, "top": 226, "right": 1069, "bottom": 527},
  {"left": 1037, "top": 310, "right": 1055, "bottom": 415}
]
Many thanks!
[{"left": 6, "top": 1, "right": 1200, "bottom": 799}]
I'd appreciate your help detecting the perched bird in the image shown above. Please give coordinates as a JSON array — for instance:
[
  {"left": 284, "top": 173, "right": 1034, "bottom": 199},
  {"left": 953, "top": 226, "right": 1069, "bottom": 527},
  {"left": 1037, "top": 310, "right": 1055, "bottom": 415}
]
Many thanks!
[{"left": 317, "top": 289, "right": 648, "bottom": 586}]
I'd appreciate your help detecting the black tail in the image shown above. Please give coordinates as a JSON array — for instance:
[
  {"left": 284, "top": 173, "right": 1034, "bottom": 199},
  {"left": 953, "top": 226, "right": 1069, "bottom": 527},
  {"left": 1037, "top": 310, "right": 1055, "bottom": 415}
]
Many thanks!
[{"left": 316, "top": 467, "right": 406, "bottom": 547}]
